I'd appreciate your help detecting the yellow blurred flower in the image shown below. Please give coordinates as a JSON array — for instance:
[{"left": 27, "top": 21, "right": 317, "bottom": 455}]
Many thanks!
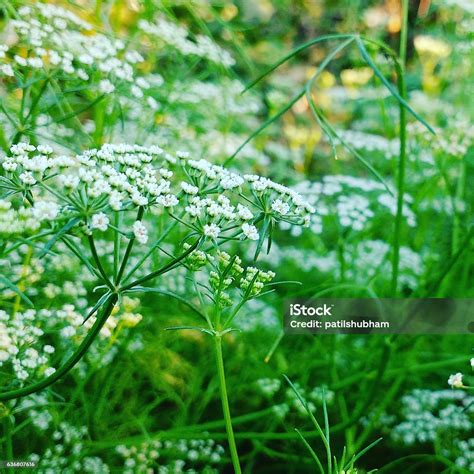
[
  {"left": 414, "top": 35, "right": 451, "bottom": 59},
  {"left": 341, "top": 67, "right": 373, "bottom": 88},
  {"left": 120, "top": 312, "right": 143, "bottom": 328}
]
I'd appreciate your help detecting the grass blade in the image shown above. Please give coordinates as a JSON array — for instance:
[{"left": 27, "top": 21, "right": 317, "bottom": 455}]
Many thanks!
[
  {"left": 39, "top": 217, "right": 81, "bottom": 258},
  {"left": 355, "top": 37, "right": 434, "bottom": 134},
  {"left": 225, "top": 89, "right": 305, "bottom": 164},
  {"left": 244, "top": 34, "right": 354, "bottom": 92},
  {"left": 294, "top": 429, "right": 325, "bottom": 474},
  {"left": 346, "top": 437, "right": 383, "bottom": 469},
  {"left": 0, "top": 275, "right": 33, "bottom": 307}
]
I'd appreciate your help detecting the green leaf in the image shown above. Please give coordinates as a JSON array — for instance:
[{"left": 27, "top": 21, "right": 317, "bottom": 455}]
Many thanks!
[
  {"left": 244, "top": 34, "right": 355, "bottom": 92},
  {"left": 0, "top": 275, "right": 33, "bottom": 307},
  {"left": 126, "top": 287, "right": 208, "bottom": 322},
  {"left": 39, "top": 217, "right": 81, "bottom": 258},
  {"left": 356, "top": 37, "right": 435, "bottom": 134},
  {"left": 294, "top": 429, "right": 325, "bottom": 474},
  {"left": 225, "top": 89, "right": 305, "bottom": 165},
  {"left": 82, "top": 292, "right": 112, "bottom": 324},
  {"left": 164, "top": 326, "right": 214, "bottom": 335},
  {"left": 346, "top": 437, "right": 383, "bottom": 469}
]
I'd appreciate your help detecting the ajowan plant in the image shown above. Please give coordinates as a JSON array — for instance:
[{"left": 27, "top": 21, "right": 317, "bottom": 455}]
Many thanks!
[
  {"left": 0, "top": 1, "right": 445, "bottom": 472},
  {"left": 0, "top": 141, "right": 314, "bottom": 472}
]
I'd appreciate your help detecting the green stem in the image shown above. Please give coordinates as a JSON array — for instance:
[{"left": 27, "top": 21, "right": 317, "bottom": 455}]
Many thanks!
[
  {"left": 391, "top": 1, "right": 409, "bottom": 296},
  {"left": 113, "top": 212, "right": 121, "bottom": 280},
  {"left": 115, "top": 207, "right": 144, "bottom": 285},
  {"left": 3, "top": 415, "right": 13, "bottom": 474},
  {"left": 88, "top": 234, "right": 114, "bottom": 290},
  {"left": 121, "top": 237, "right": 201, "bottom": 291},
  {"left": 452, "top": 160, "right": 466, "bottom": 255},
  {"left": 214, "top": 335, "right": 241, "bottom": 474},
  {"left": 93, "top": 99, "right": 106, "bottom": 146},
  {"left": 399, "top": 0, "right": 409, "bottom": 66},
  {"left": 122, "top": 216, "right": 180, "bottom": 284}
]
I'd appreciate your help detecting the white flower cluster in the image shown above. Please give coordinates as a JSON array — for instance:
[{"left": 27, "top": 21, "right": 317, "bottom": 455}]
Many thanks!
[
  {"left": 138, "top": 17, "right": 235, "bottom": 67},
  {"left": 283, "top": 381, "right": 335, "bottom": 417},
  {"left": 0, "top": 309, "right": 56, "bottom": 381},
  {"left": 453, "top": 438, "right": 474, "bottom": 472},
  {"left": 293, "top": 175, "right": 416, "bottom": 233},
  {"left": 256, "top": 378, "right": 281, "bottom": 397},
  {"left": 337, "top": 129, "right": 399, "bottom": 159},
  {"left": 29, "top": 421, "right": 109, "bottom": 472},
  {"left": 411, "top": 118, "right": 474, "bottom": 158},
  {"left": 348, "top": 240, "right": 423, "bottom": 289},
  {"left": 2, "top": 4, "right": 153, "bottom": 102},
  {"left": 169, "top": 79, "right": 260, "bottom": 115},
  {"left": 2, "top": 143, "right": 314, "bottom": 245},
  {"left": 391, "top": 389, "right": 473, "bottom": 446},
  {"left": 116, "top": 438, "right": 224, "bottom": 474},
  {"left": 178, "top": 159, "right": 315, "bottom": 242},
  {"left": 0, "top": 199, "right": 51, "bottom": 235}
]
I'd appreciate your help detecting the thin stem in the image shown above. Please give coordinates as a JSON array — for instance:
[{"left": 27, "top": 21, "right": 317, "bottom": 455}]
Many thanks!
[
  {"left": 113, "top": 212, "right": 121, "bottom": 280},
  {"left": 391, "top": 1, "right": 409, "bottom": 296},
  {"left": 115, "top": 206, "right": 144, "bottom": 285},
  {"left": 88, "top": 234, "right": 114, "bottom": 290},
  {"left": 122, "top": 216, "right": 180, "bottom": 284},
  {"left": 121, "top": 237, "right": 201, "bottom": 291},
  {"left": 214, "top": 335, "right": 241, "bottom": 474}
]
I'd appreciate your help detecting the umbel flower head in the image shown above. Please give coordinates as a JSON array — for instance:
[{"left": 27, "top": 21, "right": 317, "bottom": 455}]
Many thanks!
[
  {"left": 1, "top": 4, "right": 155, "bottom": 105},
  {"left": 1, "top": 142, "right": 315, "bottom": 250}
]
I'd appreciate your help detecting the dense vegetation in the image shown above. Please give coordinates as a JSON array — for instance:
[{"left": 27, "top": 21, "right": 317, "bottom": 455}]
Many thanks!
[{"left": 0, "top": 1, "right": 472, "bottom": 473}]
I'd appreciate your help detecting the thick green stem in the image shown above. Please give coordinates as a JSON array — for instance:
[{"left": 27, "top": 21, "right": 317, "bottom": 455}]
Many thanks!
[
  {"left": 399, "top": 0, "right": 409, "bottom": 66},
  {"left": 3, "top": 415, "right": 14, "bottom": 473},
  {"left": 214, "top": 336, "right": 241, "bottom": 474},
  {"left": 391, "top": 0, "right": 409, "bottom": 296},
  {"left": 452, "top": 160, "right": 466, "bottom": 255}
]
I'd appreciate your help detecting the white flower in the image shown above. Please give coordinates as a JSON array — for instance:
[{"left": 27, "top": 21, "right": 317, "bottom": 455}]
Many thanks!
[
  {"left": 181, "top": 181, "right": 199, "bottom": 195},
  {"left": 45, "top": 367, "right": 56, "bottom": 377},
  {"left": 60, "top": 174, "right": 80, "bottom": 188},
  {"left": 471, "top": 358, "right": 474, "bottom": 369},
  {"left": 203, "top": 223, "right": 220, "bottom": 239},
  {"left": 220, "top": 173, "right": 244, "bottom": 190},
  {"left": 160, "top": 194, "right": 179, "bottom": 207},
  {"left": 91, "top": 212, "right": 110, "bottom": 232},
  {"left": 133, "top": 221, "right": 148, "bottom": 244},
  {"left": 237, "top": 204, "right": 253, "bottom": 221},
  {"left": 448, "top": 372, "right": 464, "bottom": 388},
  {"left": 271, "top": 199, "right": 290, "bottom": 216},
  {"left": 242, "top": 223, "right": 259, "bottom": 241},
  {"left": 99, "top": 79, "right": 115, "bottom": 94},
  {"left": 32, "top": 201, "right": 59, "bottom": 221},
  {"left": 19, "top": 171, "right": 36, "bottom": 185},
  {"left": 1, "top": 64, "right": 14, "bottom": 76}
]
